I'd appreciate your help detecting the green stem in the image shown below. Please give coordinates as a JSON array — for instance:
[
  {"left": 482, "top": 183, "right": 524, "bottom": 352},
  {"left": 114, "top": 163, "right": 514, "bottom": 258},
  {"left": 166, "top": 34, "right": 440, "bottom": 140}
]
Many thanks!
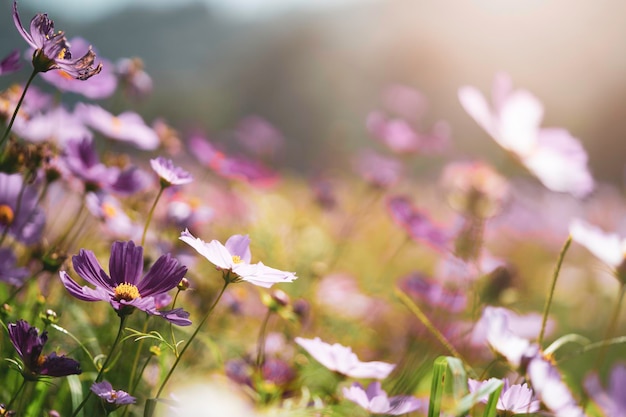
[
  {"left": 70, "top": 316, "right": 127, "bottom": 417},
  {"left": 170, "top": 290, "right": 181, "bottom": 356},
  {"left": 155, "top": 280, "right": 229, "bottom": 399},
  {"left": 141, "top": 186, "right": 165, "bottom": 247},
  {"left": 594, "top": 283, "right": 626, "bottom": 370},
  {"left": 538, "top": 235, "right": 572, "bottom": 346},
  {"left": 127, "top": 316, "right": 151, "bottom": 395},
  {"left": 0, "top": 68, "right": 39, "bottom": 150},
  {"left": 255, "top": 308, "right": 273, "bottom": 370},
  {"left": 6, "top": 378, "right": 26, "bottom": 410}
]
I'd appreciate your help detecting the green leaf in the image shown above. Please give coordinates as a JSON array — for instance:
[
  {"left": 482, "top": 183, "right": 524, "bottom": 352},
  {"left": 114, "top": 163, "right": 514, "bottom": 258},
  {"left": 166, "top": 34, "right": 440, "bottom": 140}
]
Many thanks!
[
  {"left": 67, "top": 375, "right": 83, "bottom": 417},
  {"left": 483, "top": 383, "right": 504, "bottom": 417},
  {"left": 428, "top": 356, "right": 468, "bottom": 417},
  {"left": 454, "top": 378, "right": 503, "bottom": 416}
]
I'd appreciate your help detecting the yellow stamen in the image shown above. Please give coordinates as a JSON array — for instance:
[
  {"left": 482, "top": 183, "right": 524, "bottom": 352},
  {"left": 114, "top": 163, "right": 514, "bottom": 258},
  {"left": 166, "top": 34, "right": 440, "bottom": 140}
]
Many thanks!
[
  {"left": 102, "top": 202, "right": 117, "bottom": 218},
  {"left": 36, "top": 355, "right": 46, "bottom": 367},
  {"left": 232, "top": 255, "right": 242, "bottom": 264},
  {"left": 0, "top": 205, "right": 14, "bottom": 226},
  {"left": 112, "top": 117, "right": 122, "bottom": 134},
  {"left": 58, "top": 70, "right": 73, "bottom": 80},
  {"left": 114, "top": 283, "right": 140, "bottom": 301}
]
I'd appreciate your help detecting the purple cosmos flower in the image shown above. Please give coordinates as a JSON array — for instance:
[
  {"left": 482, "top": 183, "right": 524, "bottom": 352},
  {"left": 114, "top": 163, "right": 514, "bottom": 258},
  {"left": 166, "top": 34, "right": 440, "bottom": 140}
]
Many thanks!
[
  {"left": 353, "top": 149, "right": 403, "bottom": 188},
  {"left": 77, "top": 103, "right": 159, "bottom": 150},
  {"left": 234, "top": 116, "right": 285, "bottom": 158},
  {"left": 468, "top": 378, "right": 540, "bottom": 414},
  {"left": 116, "top": 57, "right": 152, "bottom": 99},
  {"left": 180, "top": 230, "right": 297, "bottom": 288},
  {"left": 61, "top": 137, "right": 149, "bottom": 195},
  {"left": 85, "top": 192, "right": 140, "bottom": 239},
  {"left": 399, "top": 272, "right": 467, "bottom": 313},
  {"left": 387, "top": 195, "right": 450, "bottom": 251},
  {"left": 458, "top": 73, "right": 594, "bottom": 198},
  {"left": 584, "top": 363, "right": 626, "bottom": 417},
  {"left": 343, "top": 382, "right": 421, "bottom": 415},
  {"left": 0, "top": 49, "right": 21, "bottom": 76},
  {"left": 0, "top": 172, "right": 45, "bottom": 244},
  {"left": 188, "top": 134, "right": 278, "bottom": 186},
  {"left": 40, "top": 38, "right": 117, "bottom": 99},
  {"left": 12, "top": 104, "right": 92, "bottom": 146},
  {"left": 150, "top": 157, "right": 193, "bottom": 187},
  {"left": 91, "top": 381, "right": 136, "bottom": 410},
  {"left": 166, "top": 192, "right": 213, "bottom": 230},
  {"left": 59, "top": 240, "right": 191, "bottom": 325},
  {"left": 569, "top": 218, "right": 626, "bottom": 283},
  {"left": 294, "top": 337, "right": 395, "bottom": 379},
  {"left": 0, "top": 247, "right": 29, "bottom": 286},
  {"left": 12, "top": 1, "right": 102, "bottom": 79},
  {"left": 527, "top": 357, "right": 587, "bottom": 417},
  {"left": 8, "top": 320, "right": 81, "bottom": 378}
]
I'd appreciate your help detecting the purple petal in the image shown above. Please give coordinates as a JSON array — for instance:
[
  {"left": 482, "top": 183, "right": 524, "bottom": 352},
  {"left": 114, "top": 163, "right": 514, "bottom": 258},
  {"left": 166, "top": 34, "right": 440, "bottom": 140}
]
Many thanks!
[
  {"left": 41, "top": 352, "right": 81, "bottom": 376},
  {"left": 224, "top": 234, "right": 251, "bottom": 263},
  {"left": 137, "top": 253, "right": 187, "bottom": 297},
  {"left": 158, "top": 308, "right": 192, "bottom": 326},
  {"left": 108, "top": 241, "right": 144, "bottom": 286},
  {"left": 71, "top": 249, "right": 114, "bottom": 290},
  {"left": 59, "top": 271, "right": 111, "bottom": 302}
]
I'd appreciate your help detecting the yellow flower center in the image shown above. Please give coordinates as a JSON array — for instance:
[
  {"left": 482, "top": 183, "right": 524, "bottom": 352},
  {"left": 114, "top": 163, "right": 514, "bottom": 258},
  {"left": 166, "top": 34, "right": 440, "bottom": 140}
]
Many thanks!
[
  {"left": 114, "top": 283, "right": 140, "bottom": 301},
  {"left": 36, "top": 355, "right": 46, "bottom": 367},
  {"left": 0, "top": 204, "right": 14, "bottom": 226},
  {"left": 112, "top": 117, "right": 122, "bottom": 134},
  {"left": 58, "top": 70, "right": 73, "bottom": 80},
  {"left": 57, "top": 48, "right": 68, "bottom": 60},
  {"left": 102, "top": 202, "right": 117, "bottom": 218},
  {"left": 232, "top": 255, "right": 242, "bottom": 264}
]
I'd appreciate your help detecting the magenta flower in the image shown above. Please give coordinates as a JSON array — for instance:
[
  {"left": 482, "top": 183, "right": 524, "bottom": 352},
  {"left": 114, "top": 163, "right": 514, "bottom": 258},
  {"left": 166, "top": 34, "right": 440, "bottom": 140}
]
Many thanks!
[
  {"left": 150, "top": 157, "right": 193, "bottom": 187},
  {"left": 77, "top": 104, "right": 159, "bottom": 150},
  {"left": 343, "top": 382, "right": 421, "bottom": 415},
  {"left": 180, "top": 229, "right": 297, "bottom": 288},
  {"left": 0, "top": 49, "right": 21, "bottom": 75},
  {"left": 59, "top": 241, "right": 191, "bottom": 325},
  {"left": 584, "top": 363, "right": 626, "bottom": 417},
  {"left": 40, "top": 38, "right": 117, "bottom": 99},
  {"left": 387, "top": 195, "right": 450, "bottom": 251},
  {"left": 91, "top": 381, "right": 136, "bottom": 406},
  {"left": 294, "top": 337, "right": 395, "bottom": 379},
  {"left": 458, "top": 73, "right": 594, "bottom": 198},
  {"left": 8, "top": 320, "right": 81, "bottom": 379},
  {"left": 353, "top": 149, "right": 403, "bottom": 188},
  {"left": 399, "top": 272, "right": 467, "bottom": 313},
  {"left": 12, "top": 1, "right": 102, "bottom": 79},
  {"left": 569, "top": 218, "right": 626, "bottom": 282},
  {"left": 468, "top": 378, "right": 539, "bottom": 414}
]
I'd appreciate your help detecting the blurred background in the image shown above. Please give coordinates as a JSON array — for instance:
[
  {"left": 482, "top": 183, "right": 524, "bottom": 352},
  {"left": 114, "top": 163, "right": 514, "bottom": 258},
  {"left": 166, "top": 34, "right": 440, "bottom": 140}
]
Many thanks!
[{"left": 2, "top": 0, "right": 626, "bottom": 183}]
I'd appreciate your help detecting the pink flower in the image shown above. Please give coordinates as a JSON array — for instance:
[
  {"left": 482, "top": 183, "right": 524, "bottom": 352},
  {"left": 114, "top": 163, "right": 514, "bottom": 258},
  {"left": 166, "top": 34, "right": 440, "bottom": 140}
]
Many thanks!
[
  {"left": 343, "top": 382, "right": 421, "bottom": 415},
  {"left": 180, "top": 230, "right": 297, "bottom": 288},
  {"left": 584, "top": 363, "right": 626, "bottom": 417},
  {"left": 468, "top": 378, "right": 539, "bottom": 414},
  {"left": 458, "top": 73, "right": 594, "bottom": 198},
  {"left": 294, "top": 337, "right": 394, "bottom": 379}
]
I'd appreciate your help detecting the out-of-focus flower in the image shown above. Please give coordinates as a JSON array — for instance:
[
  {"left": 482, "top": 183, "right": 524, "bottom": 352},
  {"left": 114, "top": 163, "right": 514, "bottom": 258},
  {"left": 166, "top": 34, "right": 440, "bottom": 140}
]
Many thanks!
[
  {"left": 153, "top": 118, "right": 182, "bottom": 155},
  {"left": 0, "top": 172, "right": 45, "bottom": 244},
  {"left": 150, "top": 157, "right": 193, "bottom": 187},
  {"left": 399, "top": 272, "right": 466, "bottom": 313},
  {"left": 315, "top": 273, "right": 377, "bottom": 320},
  {"left": 458, "top": 73, "right": 594, "bottom": 198},
  {"left": 12, "top": 105, "right": 91, "bottom": 146},
  {"left": 180, "top": 230, "right": 297, "bottom": 288},
  {"left": 0, "top": 50, "right": 21, "bottom": 75},
  {"left": 570, "top": 218, "right": 626, "bottom": 283},
  {"left": 188, "top": 134, "right": 278, "bottom": 186},
  {"left": 235, "top": 116, "right": 284, "bottom": 158},
  {"left": 367, "top": 84, "right": 450, "bottom": 155},
  {"left": 294, "top": 337, "right": 394, "bottom": 379},
  {"left": 441, "top": 160, "right": 509, "bottom": 218},
  {"left": 0, "top": 247, "right": 29, "bottom": 286},
  {"left": 12, "top": 1, "right": 102, "bottom": 79},
  {"left": 387, "top": 195, "right": 450, "bottom": 251},
  {"left": 261, "top": 358, "right": 296, "bottom": 387},
  {"left": 584, "top": 363, "right": 626, "bottom": 417},
  {"left": 77, "top": 104, "right": 159, "bottom": 150},
  {"left": 116, "top": 57, "right": 152, "bottom": 98},
  {"left": 61, "top": 137, "right": 150, "bottom": 195},
  {"left": 8, "top": 320, "right": 81, "bottom": 379},
  {"left": 85, "top": 192, "right": 140, "bottom": 239},
  {"left": 468, "top": 378, "right": 540, "bottom": 414},
  {"left": 310, "top": 176, "right": 337, "bottom": 210},
  {"left": 91, "top": 381, "right": 136, "bottom": 406},
  {"left": 40, "top": 38, "right": 116, "bottom": 99},
  {"left": 527, "top": 357, "right": 587, "bottom": 417},
  {"left": 353, "top": 149, "right": 402, "bottom": 188},
  {"left": 342, "top": 381, "right": 421, "bottom": 415},
  {"left": 165, "top": 192, "right": 213, "bottom": 230},
  {"left": 59, "top": 240, "right": 191, "bottom": 325}
]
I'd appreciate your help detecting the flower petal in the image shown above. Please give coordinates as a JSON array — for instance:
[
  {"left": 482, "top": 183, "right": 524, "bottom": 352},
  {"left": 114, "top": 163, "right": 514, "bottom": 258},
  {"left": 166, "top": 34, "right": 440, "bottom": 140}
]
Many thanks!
[
  {"left": 224, "top": 234, "right": 251, "bottom": 263},
  {"left": 137, "top": 253, "right": 187, "bottom": 297},
  {"left": 180, "top": 229, "right": 234, "bottom": 270},
  {"left": 60, "top": 271, "right": 111, "bottom": 302},
  {"left": 69, "top": 250, "right": 114, "bottom": 290},
  {"left": 108, "top": 241, "right": 144, "bottom": 286}
]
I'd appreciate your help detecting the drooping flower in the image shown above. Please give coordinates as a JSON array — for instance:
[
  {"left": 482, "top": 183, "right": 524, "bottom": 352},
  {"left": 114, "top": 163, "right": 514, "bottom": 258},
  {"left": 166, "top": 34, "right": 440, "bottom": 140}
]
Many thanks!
[
  {"left": 180, "top": 230, "right": 297, "bottom": 288},
  {"left": 12, "top": 1, "right": 102, "bottom": 79},
  {"left": 584, "top": 363, "right": 626, "bottom": 417},
  {"left": 77, "top": 103, "right": 159, "bottom": 150},
  {"left": 39, "top": 38, "right": 117, "bottom": 99},
  {"left": 343, "top": 381, "right": 421, "bottom": 415},
  {"left": 59, "top": 240, "right": 191, "bottom": 325},
  {"left": 0, "top": 50, "right": 21, "bottom": 76},
  {"left": 8, "top": 320, "right": 81, "bottom": 379},
  {"left": 0, "top": 172, "right": 45, "bottom": 244},
  {"left": 387, "top": 195, "right": 450, "bottom": 251},
  {"left": 569, "top": 218, "right": 626, "bottom": 283},
  {"left": 294, "top": 337, "right": 395, "bottom": 379},
  {"left": 0, "top": 247, "right": 29, "bottom": 286},
  {"left": 150, "top": 157, "right": 193, "bottom": 187},
  {"left": 468, "top": 378, "right": 540, "bottom": 414},
  {"left": 91, "top": 381, "right": 136, "bottom": 406},
  {"left": 458, "top": 73, "right": 594, "bottom": 198}
]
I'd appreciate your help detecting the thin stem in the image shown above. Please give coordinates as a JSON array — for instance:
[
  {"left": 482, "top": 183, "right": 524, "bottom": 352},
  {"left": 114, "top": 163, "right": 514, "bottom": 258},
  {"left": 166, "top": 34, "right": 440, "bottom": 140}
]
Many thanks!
[
  {"left": 53, "top": 200, "right": 86, "bottom": 251},
  {"left": 0, "top": 68, "right": 39, "bottom": 150},
  {"left": 127, "top": 316, "right": 151, "bottom": 395},
  {"left": 538, "top": 235, "right": 572, "bottom": 346},
  {"left": 6, "top": 378, "right": 26, "bottom": 410},
  {"left": 70, "top": 316, "right": 127, "bottom": 417},
  {"left": 155, "top": 280, "right": 229, "bottom": 399},
  {"left": 395, "top": 287, "right": 469, "bottom": 366},
  {"left": 558, "top": 335, "right": 626, "bottom": 364},
  {"left": 169, "top": 290, "right": 181, "bottom": 356},
  {"left": 594, "top": 283, "right": 626, "bottom": 370},
  {"left": 255, "top": 308, "right": 273, "bottom": 370},
  {"left": 141, "top": 186, "right": 165, "bottom": 247}
]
